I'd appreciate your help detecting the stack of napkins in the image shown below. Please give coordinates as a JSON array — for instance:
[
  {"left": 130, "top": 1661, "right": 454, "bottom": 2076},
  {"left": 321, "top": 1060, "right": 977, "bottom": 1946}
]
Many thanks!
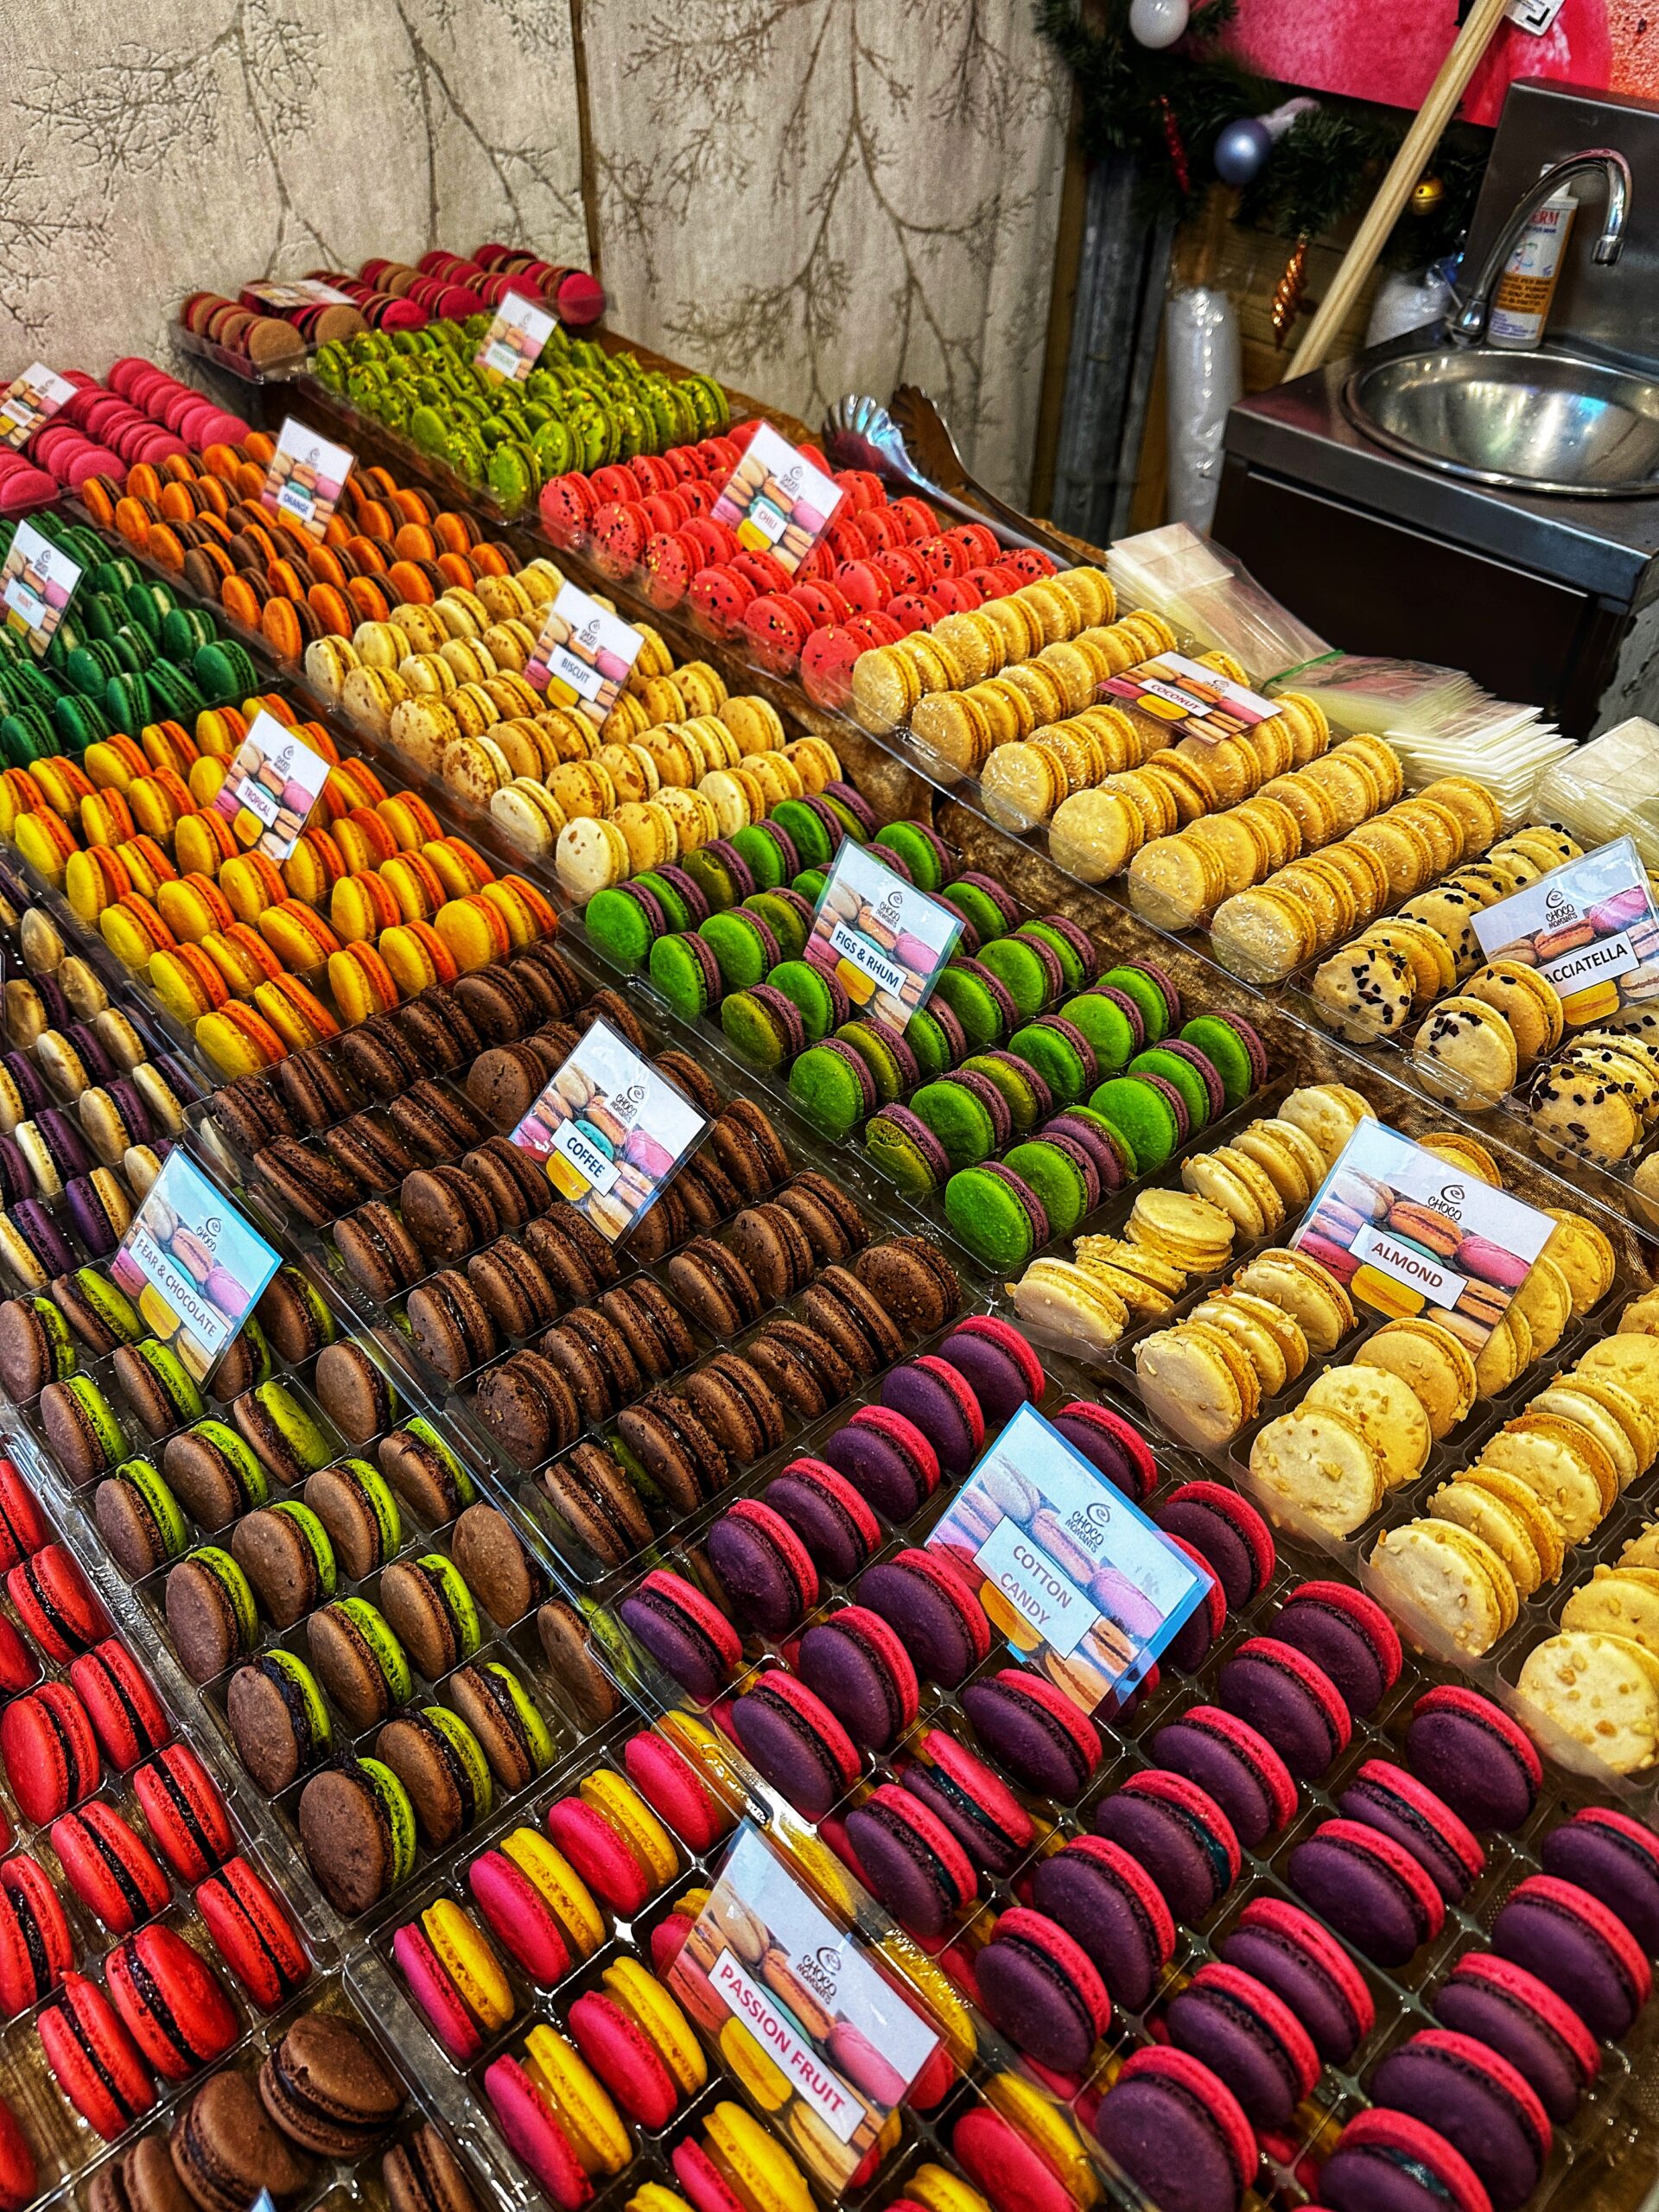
[
  {"left": 1384, "top": 702, "right": 1575, "bottom": 830},
  {"left": 1535, "top": 717, "right": 1659, "bottom": 867},
  {"left": 1107, "top": 522, "right": 1329, "bottom": 686},
  {"left": 1279, "top": 652, "right": 1483, "bottom": 738}
]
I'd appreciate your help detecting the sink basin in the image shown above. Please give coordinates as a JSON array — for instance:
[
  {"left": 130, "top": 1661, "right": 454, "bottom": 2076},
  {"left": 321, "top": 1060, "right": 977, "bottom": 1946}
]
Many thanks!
[{"left": 1343, "top": 347, "right": 1659, "bottom": 497}]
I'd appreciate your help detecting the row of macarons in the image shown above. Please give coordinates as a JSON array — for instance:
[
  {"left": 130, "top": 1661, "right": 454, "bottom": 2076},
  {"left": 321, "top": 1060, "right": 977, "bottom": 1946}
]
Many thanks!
[{"left": 1, "top": 354, "right": 249, "bottom": 517}]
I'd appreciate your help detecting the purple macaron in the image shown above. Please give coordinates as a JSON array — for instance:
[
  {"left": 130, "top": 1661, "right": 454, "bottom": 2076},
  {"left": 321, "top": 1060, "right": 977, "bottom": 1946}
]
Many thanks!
[
  {"left": 1218, "top": 1897, "right": 1376, "bottom": 2068},
  {"left": 1490, "top": 1873, "right": 1652, "bottom": 2040},
  {"left": 1433, "top": 1950, "right": 1600, "bottom": 2125},
  {"left": 1166, "top": 1959, "right": 1319, "bottom": 2126},
  {"left": 2, "top": 1055, "right": 50, "bottom": 1120},
  {"left": 858, "top": 1015, "right": 919, "bottom": 1091},
  {"left": 25, "top": 1109, "right": 92, "bottom": 1185},
  {"left": 1540, "top": 1805, "right": 1659, "bottom": 1955},
  {"left": 617, "top": 1568, "right": 741, "bottom": 1701},
  {"left": 1337, "top": 1760, "right": 1484, "bottom": 1905},
  {"left": 1042, "top": 1111, "right": 1125, "bottom": 1194},
  {"left": 825, "top": 780, "right": 876, "bottom": 837},
  {"left": 855, "top": 1548, "right": 991, "bottom": 1688},
  {"left": 1217, "top": 1636, "right": 1351, "bottom": 1778},
  {"left": 704, "top": 1498, "right": 819, "bottom": 1638},
  {"left": 1370, "top": 2029, "right": 1551, "bottom": 2212},
  {"left": 1271, "top": 1580, "right": 1402, "bottom": 1718},
  {"left": 1090, "top": 2048, "right": 1255, "bottom": 2212},
  {"left": 880, "top": 1355, "right": 984, "bottom": 1475},
  {"left": 762, "top": 1457, "right": 880, "bottom": 1583},
  {"left": 934, "top": 1315, "right": 1045, "bottom": 1427},
  {"left": 1091, "top": 1768, "right": 1241, "bottom": 1924},
  {"left": 0, "top": 1137, "right": 30, "bottom": 1206},
  {"left": 10, "top": 1198, "right": 73, "bottom": 1277},
  {"left": 1135, "top": 1068, "right": 1191, "bottom": 1144},
  {"left": 64, "top": 1173, "right": 128, "bottom": 1259},
  {"left": 823, "top": 1406, "right": 940, "bottom": 1522},
  {"left": 1030, "top": 1831, "right": 1175, "bottom": 2012},
  {"left": 796, "top": 1604, "right": 918, "bottom": 1751},
  {"left": 1149, "top": 1705, "right": 1296, "bottom": 1850},
  {"left": 1403, "top": 1685, "right": 1541, "bottom": 1834},
  {"left": 1287, "top": 1815, "right": 1445, "bottom": 1968}
]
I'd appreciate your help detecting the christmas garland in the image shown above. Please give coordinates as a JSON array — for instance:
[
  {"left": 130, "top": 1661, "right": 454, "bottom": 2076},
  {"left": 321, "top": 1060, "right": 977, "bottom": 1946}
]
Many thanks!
[{"left": 1037, "top": 0, "right": 1487, "bottom": 259}]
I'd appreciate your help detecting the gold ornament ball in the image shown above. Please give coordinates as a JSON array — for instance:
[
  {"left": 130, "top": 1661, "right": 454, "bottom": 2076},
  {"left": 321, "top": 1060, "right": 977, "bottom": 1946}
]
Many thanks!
[{"left": 1411, "top": 175, "right": 1446, "bottom": 217}]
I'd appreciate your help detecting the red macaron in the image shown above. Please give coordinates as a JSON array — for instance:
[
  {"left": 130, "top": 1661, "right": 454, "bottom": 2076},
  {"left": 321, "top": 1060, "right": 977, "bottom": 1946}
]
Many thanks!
[
  {"left": 0, "top": 1855, "right": 73, "bottom": 2013},
  {"left": 194, "top": 1855, "right": 308, "bottom": 2010},
  {"left": 568, "top": 1984, "right": 684, "bottom": 2127},
  {"left": 69, "top": 1639, "right": 169, "bottom": 1769},
  {"left": 37, "top": 1972, "right": 156, "bottom": 2139},
  {"left": 0, "top": 1460, "right": 49, "bottom": 1568},
  {"left": 0, "top": 2092, "right": 35, "bottom": 2212},
  {"left": 132, "top": 1745, "right": 235, "bottom": 1881},
  {"left": 51, "top": 1802, "right": 170, "bottom": 1935},
  {"left": 105, "top": 1922, "right": 238, "bottom": 2078},
  {"left": 621, "top": 1730, "right": 734, "bottom": 1854},
  {"left": 8, "top": 1544, "right": 109, "bottom": 1661},
  {"left": 1, "top": 1681, "right": 99, "bottom": 1822}
]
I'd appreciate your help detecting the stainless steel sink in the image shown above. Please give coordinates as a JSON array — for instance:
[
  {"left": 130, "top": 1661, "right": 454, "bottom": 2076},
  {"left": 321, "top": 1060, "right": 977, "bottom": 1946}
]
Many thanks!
[{"left": 1342, "top": 347, "right": 1659, "bottom": 497}]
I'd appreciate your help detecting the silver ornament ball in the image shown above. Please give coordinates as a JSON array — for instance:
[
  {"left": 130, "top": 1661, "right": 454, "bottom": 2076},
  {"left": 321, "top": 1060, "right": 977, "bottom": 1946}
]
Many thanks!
[
  {"left": 1128, "top": 0, "right": 1191, "bottom": 48},
  {"left": 1214, "top": 116, "right": 1273, "bottom": 186}
]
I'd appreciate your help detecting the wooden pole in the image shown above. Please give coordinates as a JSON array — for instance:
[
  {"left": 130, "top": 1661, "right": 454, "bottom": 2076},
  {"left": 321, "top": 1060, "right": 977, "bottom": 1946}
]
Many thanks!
[{"left": 1284, "top": 0, "right": 1511, "bottom": 381}]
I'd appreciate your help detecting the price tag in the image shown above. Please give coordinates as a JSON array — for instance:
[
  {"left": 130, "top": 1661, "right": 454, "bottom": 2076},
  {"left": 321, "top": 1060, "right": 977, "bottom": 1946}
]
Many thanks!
[
  {"left": 243, "top": 278, "right": 353, "bottom": 308},
  {"left": 1473, "top": 836, "right": 1659, "bottom": 1025},
  {"left": 806, "top": 841, "right": 963, "bottom": 1034},
  {"left": 110, "top": 1150, "right": 281, "bottom": 1385},
  {"left": 710, "top": 422, "right": 843, "bottom": 577},
  {"left": 524, "top": 583, "right": 645, "bottom": 728},
  {"left": 209, "top": 709, "right": 332, "bottom": 861},
  {"left": 929, "top": 1402, "right": 1210, "bottom": 1712},
  {"left": 0, "top": 365, "right": 73, "bottom": 452},
  {"left": 1100, "top": 650, "right": 1279, "bottom": 746},
  {"left": 669, "top": 1825, "right": 938, "bottom": 2189},
  {"left": 1292, "top": 1119, "right": 1554, "bottom": 1349},
  {"left": 1, "top": 521, "right": 80, "bottom": 658},
  {"left": 261, "top": 416, "right": 354, "bottom": 541},
  {"left": 1507, "top": 0, "right": 1567, "bottom": 30},
  {"left": 474, "top": 290, "right": 557, "bottom": 384},
  {"left": 510, "top": 1017, "right": 707, "bottom": 1243}
]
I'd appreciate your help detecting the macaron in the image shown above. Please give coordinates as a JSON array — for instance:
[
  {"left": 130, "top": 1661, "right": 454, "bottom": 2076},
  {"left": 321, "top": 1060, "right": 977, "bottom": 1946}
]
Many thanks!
[
  {"left": 1089, "top": 2047, "right": 1255, "bottom": 2212},
  {"left": 194, "top": 1854, "right": 308, "bottom": 2008},
  {"left": 797, "top": 1605, "right": 919, "bottom": 1753},
  {"left": 1148, "top": 1705, "right": 1297, "bottom": 1850},
  {"left": 1317, "top": 2109, "right": 1495, "bottom": 2212},
  {"left": 1404, "top": 1685, "right": 1541, "bottom": 1834},
  {"left": 1433, "top": 1949, "right": 1600, "bottom": 2123},
  {"left": 842, "top": 1782, "right": 976, "bottom": 1937},
  {"left": 898, "top": 1726, "right": 1033, "bottom": 1877},
  {"left": 1370, "top": 2027, "right": 1550, "bottom": 2212},
  {"left": 974, "top": 1905, "right": 1109, "bottom": 2075},
  {"left": 468, "top": 1827, "right": 605, "bottom": 1984},
  {"left": 1271, "top": 1580, "right": 1402, "bottom": 1718},
  {"left": 1287, "top": 1815, "right": 1446, "bottom": 1967},
  {"left": 1490, "top": 1872, "right": 1652, "bottom": 2040},
  {"left": 1337, "top": 1759, "right": 1484, "bottom": 1905},
  {"left": 1092, "top": 1767, "right": 1241, "bottom": 1925},
  {"left": 729, "top": 1671, "right": 860, "bottom": 1819},
  {"left": 959, "top": 1668, "right": 1101, "bottom": 1802},
  {"left": 37, "top": 1971, "right": 156, "bottom": 2139},
  {"left": 1030, "top": 1831, "right": 1175, "bottom": 2012},
  {"left": 1217, "top": 1895, "right": 1376, "bottom": 2067},
  {"left": 1217, "top": 1636, "right": 1351, "bottom": 1779},
  {"left": 1165, "top": 1958, "right": 1319, "bottom": 2126},
  {"left": 544, "top": 1769, "right": 678, "bottom": 1916},
  {"left": 1541, "top": 1805, "right": 1659, "bottom": 1955},
  {"left": 105, "top": 1922, "right": 238, "bottom": 2077},
  {"left": 856, "top": 1547, "right": 991, "bottom": 1687},
  {"left": 132, "top": 1743, "right": 234, "bottom": 1880}
]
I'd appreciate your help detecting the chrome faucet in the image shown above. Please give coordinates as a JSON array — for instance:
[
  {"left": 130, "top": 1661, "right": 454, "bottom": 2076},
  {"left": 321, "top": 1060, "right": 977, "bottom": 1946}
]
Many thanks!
[{"left": 1447, "top": 148, "right": 1632, "bottom": 345}]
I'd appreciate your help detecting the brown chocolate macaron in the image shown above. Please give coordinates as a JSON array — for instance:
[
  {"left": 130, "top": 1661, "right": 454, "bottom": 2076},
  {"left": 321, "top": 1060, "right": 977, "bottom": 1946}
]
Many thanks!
[
  {"left": 258, "top": 2012, "right": 403, "bottom": 2154},
  {"left": 451, "top": 1502, "right": 543, "bottom": 1625}
]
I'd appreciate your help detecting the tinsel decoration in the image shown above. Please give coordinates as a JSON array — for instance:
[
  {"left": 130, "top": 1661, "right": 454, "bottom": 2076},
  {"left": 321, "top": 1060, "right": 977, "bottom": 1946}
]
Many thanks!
[
  {"left": 1271, "top": 237, "right": 1310, "bottom": 345},
  {"left": 1159, "top": 98, "right": 1191, "bottom": 197}
]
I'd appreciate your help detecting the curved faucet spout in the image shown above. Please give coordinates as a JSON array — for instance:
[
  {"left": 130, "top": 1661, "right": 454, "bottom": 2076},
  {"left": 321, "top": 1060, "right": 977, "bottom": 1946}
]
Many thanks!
[{"left": 1449, "top": 148, "right": 1632, "bottom": 345}]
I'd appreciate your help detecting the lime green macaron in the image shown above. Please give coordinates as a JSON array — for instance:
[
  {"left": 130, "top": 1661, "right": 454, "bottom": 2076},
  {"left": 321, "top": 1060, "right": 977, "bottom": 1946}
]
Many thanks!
[
  {"left": 268, "top": 1499, "right": 339, "bottom": 1601},
  {"left": 327, "top": 1596, "right": 414, "bottom": 1706},
  {"left": 418, "top": 1705, "right": 495, "bottom": 1828},
  {"left": 474, "top": 1661, "right": 556, "bottom": 1774},
  {"left": 351, "top": 1755, "right": 418, "bottom": 1887},
  {"left": 188, "top": 1546, "right": 259, "bottom": 1652},
  {"left": 261, "top": 1649, "right": 334, "bottom": 1763},
  {"left": 105, "top": 1456, "right": 188, "bottom": 1566}
]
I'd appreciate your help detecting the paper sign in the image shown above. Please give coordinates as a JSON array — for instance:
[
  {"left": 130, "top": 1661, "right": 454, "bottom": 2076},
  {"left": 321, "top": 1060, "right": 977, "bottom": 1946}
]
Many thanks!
[
  {"left": 243, "top": 278, "right": 353, "bottom": 308},
  {"left": 1473, "top": 836, "right": 1659, "bottom": 1024},
  {"left": 261, "top": 416, "right": 354, "bottom": 541},
  {"left": 509, "top": 1017, "right": 706, "bottom": 1242},
  {"left": 929, "top": 1403, "right": 1210, "bottom": 1712},
  {"left": 475, "top": 291, "right": 557, "bottom": 384},
  {"left": 1292, "top": 1119, "right": 1554, "bottom": 1349},
  {"left": 1102, "top": 651, "right": 1278, "bottom": 746},
  {"left": 524, "top": 583, "right": 644, "bottom": 727},
  {"left": 806, "top": 841, "right": 963, "bottom": 1034},
  {"left": 671, "top": 1825, "right": 938, "bottom": 2188},
  {"left": 710, "top": 421, "right": 843, "bottom": 577},
  {"left": 0, "top": 365, "right": 73, "bottom": 452},
  {"left": 110, "top": 1150, "right": 281, "bottom": 1385},
  {"left": 1, "top": 522, "right": 80, "bottom": 657},
  {"left": 209, "top": 709, "right": 331, "bottom": 861},
  {"left": 1508, "top": 0, "right": 1566, "bottom": 29}
]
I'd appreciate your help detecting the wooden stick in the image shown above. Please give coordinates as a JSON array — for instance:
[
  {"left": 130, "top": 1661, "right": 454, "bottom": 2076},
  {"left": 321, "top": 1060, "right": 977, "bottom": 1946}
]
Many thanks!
[{"left": 1284, "top": 0, "right": 1511, "bottom": 381}]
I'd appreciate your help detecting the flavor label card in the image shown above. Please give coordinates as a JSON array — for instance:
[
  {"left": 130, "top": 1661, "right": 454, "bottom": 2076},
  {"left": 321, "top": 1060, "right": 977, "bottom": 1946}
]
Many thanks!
[
  {"left": 1, "top": 522, "right": 80, "bottom": 657},
  {"left": 209, "top": 709, "right": 331, "bottom": 862},
  {"left": 1101, "top": 651, "right": 1277, "bottom": 746},
  {"left": 111, "top": 1150, "right": 281, "bottom": 1384},
  {"left": 807, "top": 840, "right": 963, "bottom": 1033},
  {"left": 475, "top": 291, "right": 557, "bottom": 384},
  {"left": 710, "top": 422, "right": 843, "bottom": 578},
  {"left": 1472, "top": 836, "right": 1659, "bottom": 1024},
  {"left": 930, "top": 1402, "right": 1211, "bottom": 1712},
  {"left": 671, "top": 1824, "right": 939, "bottom": 2189},
  {"left": 261, "top": 416, "right": 354, "bottom": 540},
  {"left": 524, "top": 582, "right": 644, "bottom": 726},
  {"left": 1292, "top": 1119, "right": 1554, "bottom": 1348},
  {"left": 243, "top": 278, "right": 353, "bottom": 308},
  {"left": 0, "top": 364, "right": 73, "bottom": 451},
  {"left": 509, "top": 1017, "right": 707, "bottom": 1242}
]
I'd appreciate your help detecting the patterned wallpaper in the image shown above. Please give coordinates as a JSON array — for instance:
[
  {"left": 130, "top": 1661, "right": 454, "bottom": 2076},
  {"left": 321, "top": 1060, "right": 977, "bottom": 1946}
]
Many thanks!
[{"left": 0, "top": 0, "right": 1065, "bottom": 498}]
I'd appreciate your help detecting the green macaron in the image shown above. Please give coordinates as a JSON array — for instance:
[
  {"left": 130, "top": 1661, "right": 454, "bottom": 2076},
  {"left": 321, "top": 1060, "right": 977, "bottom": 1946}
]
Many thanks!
[
  {"left": 1088, "top": 1075, "right": 1182, "bottom": 1173},
  {"left": 976, "top": 937, "right": 1058, "bottom": 1020},
  {"left": 1180, "top": 1014, "right": 1258, "bottom": 1112},
  {"left": 770, "top": 799, "right": 834, "bottom": 868},
  {"left": 632, "top": 870, "right": 695, "bottom": 933},
  {"left": 720, "top": 989, "right": 796, "bottom": 1070},
  {"left": 1130, "top": 1047, "right": 1211, "bottom": 1133},
  {"left": 766, "top": 959, "right": 841, "bottom": 1043},
  {"left": 744, "top": 892, "right": 808, "bottom": 960},
  {"left": 873, "top": 820, "right": 950, "bottom": 893},
  {"left": 960, "top": 1052, "right": 1046, "bottom": 1135},
  {"left": 910, "top": 1077, "right": 1000, "bottom": 1169},
  {"left": 682, "top": 846, "right": 746, "bottom": 912},
  {"left": 1007, "top": 1020, "right": 1093, "bottom": 1107},
  {"left": 699, "top": 910, "right": 776, "bottom": 990},
  {"left": 1100, "top": 963, "right": 1173, "bottom": 1043},
  {"left": 1062, "top": 988, "right": 1142, "bottom": 1074},
  {"left": 787, "top": 1041, "right": 874, "bottom": 1141},
  {"left": 649, "top": 932, "right": 722, "bottom": 1021},
  {"left": 943, "top": 1166, "right": 1045, "bottom": 1270},
  {"left": 584, "top": 886, "right": 662, "bottom": 970},
  {"left": 931, "top": 967, "right": 1009, "bottom": 1052},
  {"left": 1004, "top": 1138, "right": 1091, "bottom": 1239}
]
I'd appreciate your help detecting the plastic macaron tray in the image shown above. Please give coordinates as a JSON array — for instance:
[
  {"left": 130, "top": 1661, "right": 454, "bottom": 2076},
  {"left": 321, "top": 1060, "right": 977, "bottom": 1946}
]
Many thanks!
[{"left": 0, "top": 340, "right": 1657, "bottom": 2212}]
